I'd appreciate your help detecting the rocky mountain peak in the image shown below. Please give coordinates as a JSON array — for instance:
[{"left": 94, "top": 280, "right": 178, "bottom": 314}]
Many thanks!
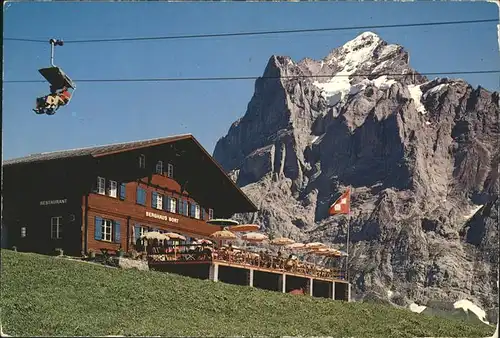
[{"left": 213, "top": 32, "right": 499, "bottom": 315}]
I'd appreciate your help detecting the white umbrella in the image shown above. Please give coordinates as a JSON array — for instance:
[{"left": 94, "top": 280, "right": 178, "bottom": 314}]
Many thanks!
[
  {"left": 141, "top": 231, "right": 170, "bottom": 241},
  {"left": 270, "top": 237, "right": 295, "bottom": 246},
  {"left": 194, "top": 239, "right": 213, "bottom": 245},
  {"left": 241, "top": 232, "right": 268, "bottom": 242},
  {"left": 164, "top": 232, "right": 186, "bottom": 241},
  {"left": 285, "top": 242, "right": 306, "bottom": 250},
  {"left": 210, "top": 229, "right": 237, "bottom": 240},
  {"left": 305, "top": 242, "right": 327, "bottom": 249},
  {"left": 229, "top": 224, "right": 260, "bottom": 232}
]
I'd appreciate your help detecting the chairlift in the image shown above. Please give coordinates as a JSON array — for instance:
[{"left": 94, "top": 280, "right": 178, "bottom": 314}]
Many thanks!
[{"left": 33, "top": 39, "right": 76, "bottom": 115}]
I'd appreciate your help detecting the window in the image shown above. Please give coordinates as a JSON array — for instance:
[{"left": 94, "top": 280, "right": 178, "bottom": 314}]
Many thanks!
[
  {"left": 136, "top": 187, "right": 147, "bottom": 205},
  {"left": 134, "top": 225, "right": 149, "bottom": 242},
  {"left": 108, "top": 180, "right": 117, "bottom": 198},
  {"left": 94, "top": 216, "right": 121, "bottom": 243},
  {"left": 139, "top": 154, "right": 146, "bottom": 168},
  {"left": 208, "top": 208, "right": 214, "bottom": 220},
  {"left": 102, "top": 219, "right": 113, "bottom": 242},
  {"left": 167, "top": 163, "right": 174, "bottom": 178},
  {"left": 152, "top": 192, "right": 163, "bottom": 210},
  {"left": 170, "top": 198, "right": 177, "bottom": 213},
  {"left": 51, "top": 216, "right": 62, "bottom": 239},
  {"left": 183, "top": 200, "right": 189, "bottom": 216},
  {"left": 97, "top": 177, "right": 106, "bottom": 195},
  {"left": 156, "top": 160, "right": 164, "bottom": 175},
  {"left": 21, "top": 227, "right": 27, "bottom": 238},
  {"left": 195, "top": 204, "right": 201, "bottom": 219}
]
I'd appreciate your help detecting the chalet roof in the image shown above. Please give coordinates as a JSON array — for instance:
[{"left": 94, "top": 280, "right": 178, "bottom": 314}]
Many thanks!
[
  {"left": 3, "top": 134, "right": 258, "bottom": 215},
  {"left": 2, "top": 134, "right": 191, "bottom": 166}
]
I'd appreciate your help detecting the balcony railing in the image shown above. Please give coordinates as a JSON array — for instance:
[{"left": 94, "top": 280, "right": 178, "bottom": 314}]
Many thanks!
[{"left": 146, "top": 245, "right": 347, "bottom": 281}]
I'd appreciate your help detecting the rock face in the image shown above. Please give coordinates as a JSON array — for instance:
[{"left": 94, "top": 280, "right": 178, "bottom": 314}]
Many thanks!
[{"left": 213, "top": 32, "right": 499, "bottom": 314}]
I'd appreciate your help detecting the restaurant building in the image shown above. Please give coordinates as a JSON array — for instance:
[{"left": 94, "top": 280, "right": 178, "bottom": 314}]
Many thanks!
[{"left": 2, "top": 134, "right": 258, "bottom": 256}]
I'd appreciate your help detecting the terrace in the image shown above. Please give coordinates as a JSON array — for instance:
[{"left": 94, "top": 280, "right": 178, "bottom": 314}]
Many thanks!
[
  {"left": 146, "top": 243, "right": 347, "bottom": 282},
  {"left": 131, "top": 220, "right": 351, "bottom": 301}
]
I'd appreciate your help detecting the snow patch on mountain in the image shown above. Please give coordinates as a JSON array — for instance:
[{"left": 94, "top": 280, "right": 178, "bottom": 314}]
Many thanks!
[
  {"left": 408, "top": 84, "right": 428, "bottom": 115},
  {"left": 314, "top": 75, "right": 397, "bottom": 106},
  {"left": 464, "top": 204, "right": 484, "bottom": 220},
  {"left": 409, "top": 302, "right": 427, "bottom": 313},
  {"left": 313, "top": 74, "right": 352, "bottom": 106},
  {"left": 409, "top": 300, "right": 490, "bottom": 325},
  {"left": 336, "top": 31, "right": 382, "bottom": 70},
  {"left": 454, "top": 299, "right": 490, "bottom": 325},
  {"left": 423, "top": 83, "right": 449, "bottom": 99},
  {"left": 379, "top": 44, "right": 400, "bottom": 59},
  {"left": 312, "top": 33, "right": 403, "bottom": 106}
]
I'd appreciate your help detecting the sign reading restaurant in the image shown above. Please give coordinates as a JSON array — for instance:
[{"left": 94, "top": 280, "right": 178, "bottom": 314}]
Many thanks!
[
  {"left": 40, "top": 199, "right": 67, "bottom": 206},
  {"left": 145, "top": 211, "right": 179, "bottom": 224}
]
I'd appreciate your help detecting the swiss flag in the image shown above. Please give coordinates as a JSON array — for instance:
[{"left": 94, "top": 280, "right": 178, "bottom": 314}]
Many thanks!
[{"left": 329, "top": 188, "right": 351, "bottom": 215}]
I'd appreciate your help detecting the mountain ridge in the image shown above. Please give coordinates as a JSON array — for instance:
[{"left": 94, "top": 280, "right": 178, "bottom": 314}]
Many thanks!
[{"left": 212, "top": 31, "right": 499, "bottom": 318}]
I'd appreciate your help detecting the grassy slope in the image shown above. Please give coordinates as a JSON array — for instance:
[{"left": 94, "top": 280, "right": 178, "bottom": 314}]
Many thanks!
[{"left": 0, "top": 250, "right": 494, "bottom": 337}]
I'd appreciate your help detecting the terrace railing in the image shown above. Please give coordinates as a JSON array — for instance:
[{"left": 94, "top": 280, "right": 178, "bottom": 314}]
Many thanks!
[{"left": 146, "top": 245, "right": 346, "bottom": 281}]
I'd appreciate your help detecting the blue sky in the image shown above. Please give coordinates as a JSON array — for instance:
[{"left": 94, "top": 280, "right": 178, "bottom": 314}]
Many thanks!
[{"left": 3, "top": 1, "right": 499, "bottom": 161}]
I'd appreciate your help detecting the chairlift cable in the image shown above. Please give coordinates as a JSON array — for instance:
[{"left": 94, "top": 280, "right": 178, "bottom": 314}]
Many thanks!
[
  {"left": 5, "top": 69, "right": 500, "bottom": 84},
  {"left": 4, "top": 18, "right": 498, "bottom": 44}
]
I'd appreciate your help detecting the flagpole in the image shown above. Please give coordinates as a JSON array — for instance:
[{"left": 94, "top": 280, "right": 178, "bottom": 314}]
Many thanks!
[{"left": 346, "top": 185, "right": 351, "bottom": 301}]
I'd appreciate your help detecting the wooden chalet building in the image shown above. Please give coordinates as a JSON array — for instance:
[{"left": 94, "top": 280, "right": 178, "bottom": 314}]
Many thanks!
[{"left": 2, "top": 134, "right": 258, "bottom": 256}]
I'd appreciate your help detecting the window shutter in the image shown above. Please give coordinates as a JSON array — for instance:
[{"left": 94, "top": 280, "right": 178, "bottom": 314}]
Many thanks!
[
  {"left": 94, "top": 216, "right": 102, "bottom": 240},
  {"left": 184, "top": 201, "right": 188, "bottom": 216},
  {"left": 120, "top": 183, "right": 126, "bottom": 200},
  {"left": 136, "top": 187, "right": 141, "bottom": 204},
  {"left": 134, "top": 225, "right": 141, "bottom": 241},
  {"left": 201, "top": 208, "right": 206, "bottom": 220},
  {"left": 137, "top": 187, "right": 146, "bottom": 205},
  {"left": 152, "top": 191, "right": 158, "bottom": 208},
  {"left": 114, "top": 221, "right": 121, "bottom": 243}
]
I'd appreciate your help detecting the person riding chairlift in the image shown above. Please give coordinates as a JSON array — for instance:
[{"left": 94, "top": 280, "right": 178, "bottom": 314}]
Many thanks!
[
  {"left": 52, "top": 86, "right": 71, "bottom": 107},
  {"left": 37, "top": 86, "right": 71, "bottom": 111}
]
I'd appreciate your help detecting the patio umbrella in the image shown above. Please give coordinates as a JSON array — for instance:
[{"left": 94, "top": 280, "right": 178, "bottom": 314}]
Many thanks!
[
  {"left": 285, "top": 242, "right": 305, "bottom": 250},
  {"left": 223, "top": 243, "right": 242, "bottom": 250},
  {"left": 194, "top": 238, "right": 213, "bottom": 245},
  {"left": 164, "top": 232, "right": 187, "bottom": 241},
  {"left": 240, "top": 232, "right": 268, "bottom": 250},
  {"left": 210, "top": 229, "right": 237, "bottom": 240},
  {"left": 327, "top": 248, "right": 343, "bottom": 257},
  {"left": 229, "top": 224, "right": 260, "bottom": 232},
  {"left": 305, "top": 242, "right": 327, "bottom": 249},
  {"left": 304, "top": 242, "right": 327, "bottom": 264},
  {"left": 270, "top": 237, "right": 295, "bottom": 246},
  {"left": 207, "top": 219, "right": 240, "bottom": 227},
  {"left": 241, "top": 232, "right": 268, "bottom": 242},
  {"left": 141, "top": 231, "right": 170, "bottom": 241},
  {"left": 210, "top": 229, "right": 237, "bottom": 249},
  {"left": 309, "top": 248, "right": 332, "bottom": 256},
  {"left": 338, "top": 250, "right": 348, "bottom": 257}
]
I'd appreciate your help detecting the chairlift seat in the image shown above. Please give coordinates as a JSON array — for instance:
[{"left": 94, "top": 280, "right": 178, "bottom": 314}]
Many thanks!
[{"left": 38, "top": 66, "right": 75, "bottom": 90}]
